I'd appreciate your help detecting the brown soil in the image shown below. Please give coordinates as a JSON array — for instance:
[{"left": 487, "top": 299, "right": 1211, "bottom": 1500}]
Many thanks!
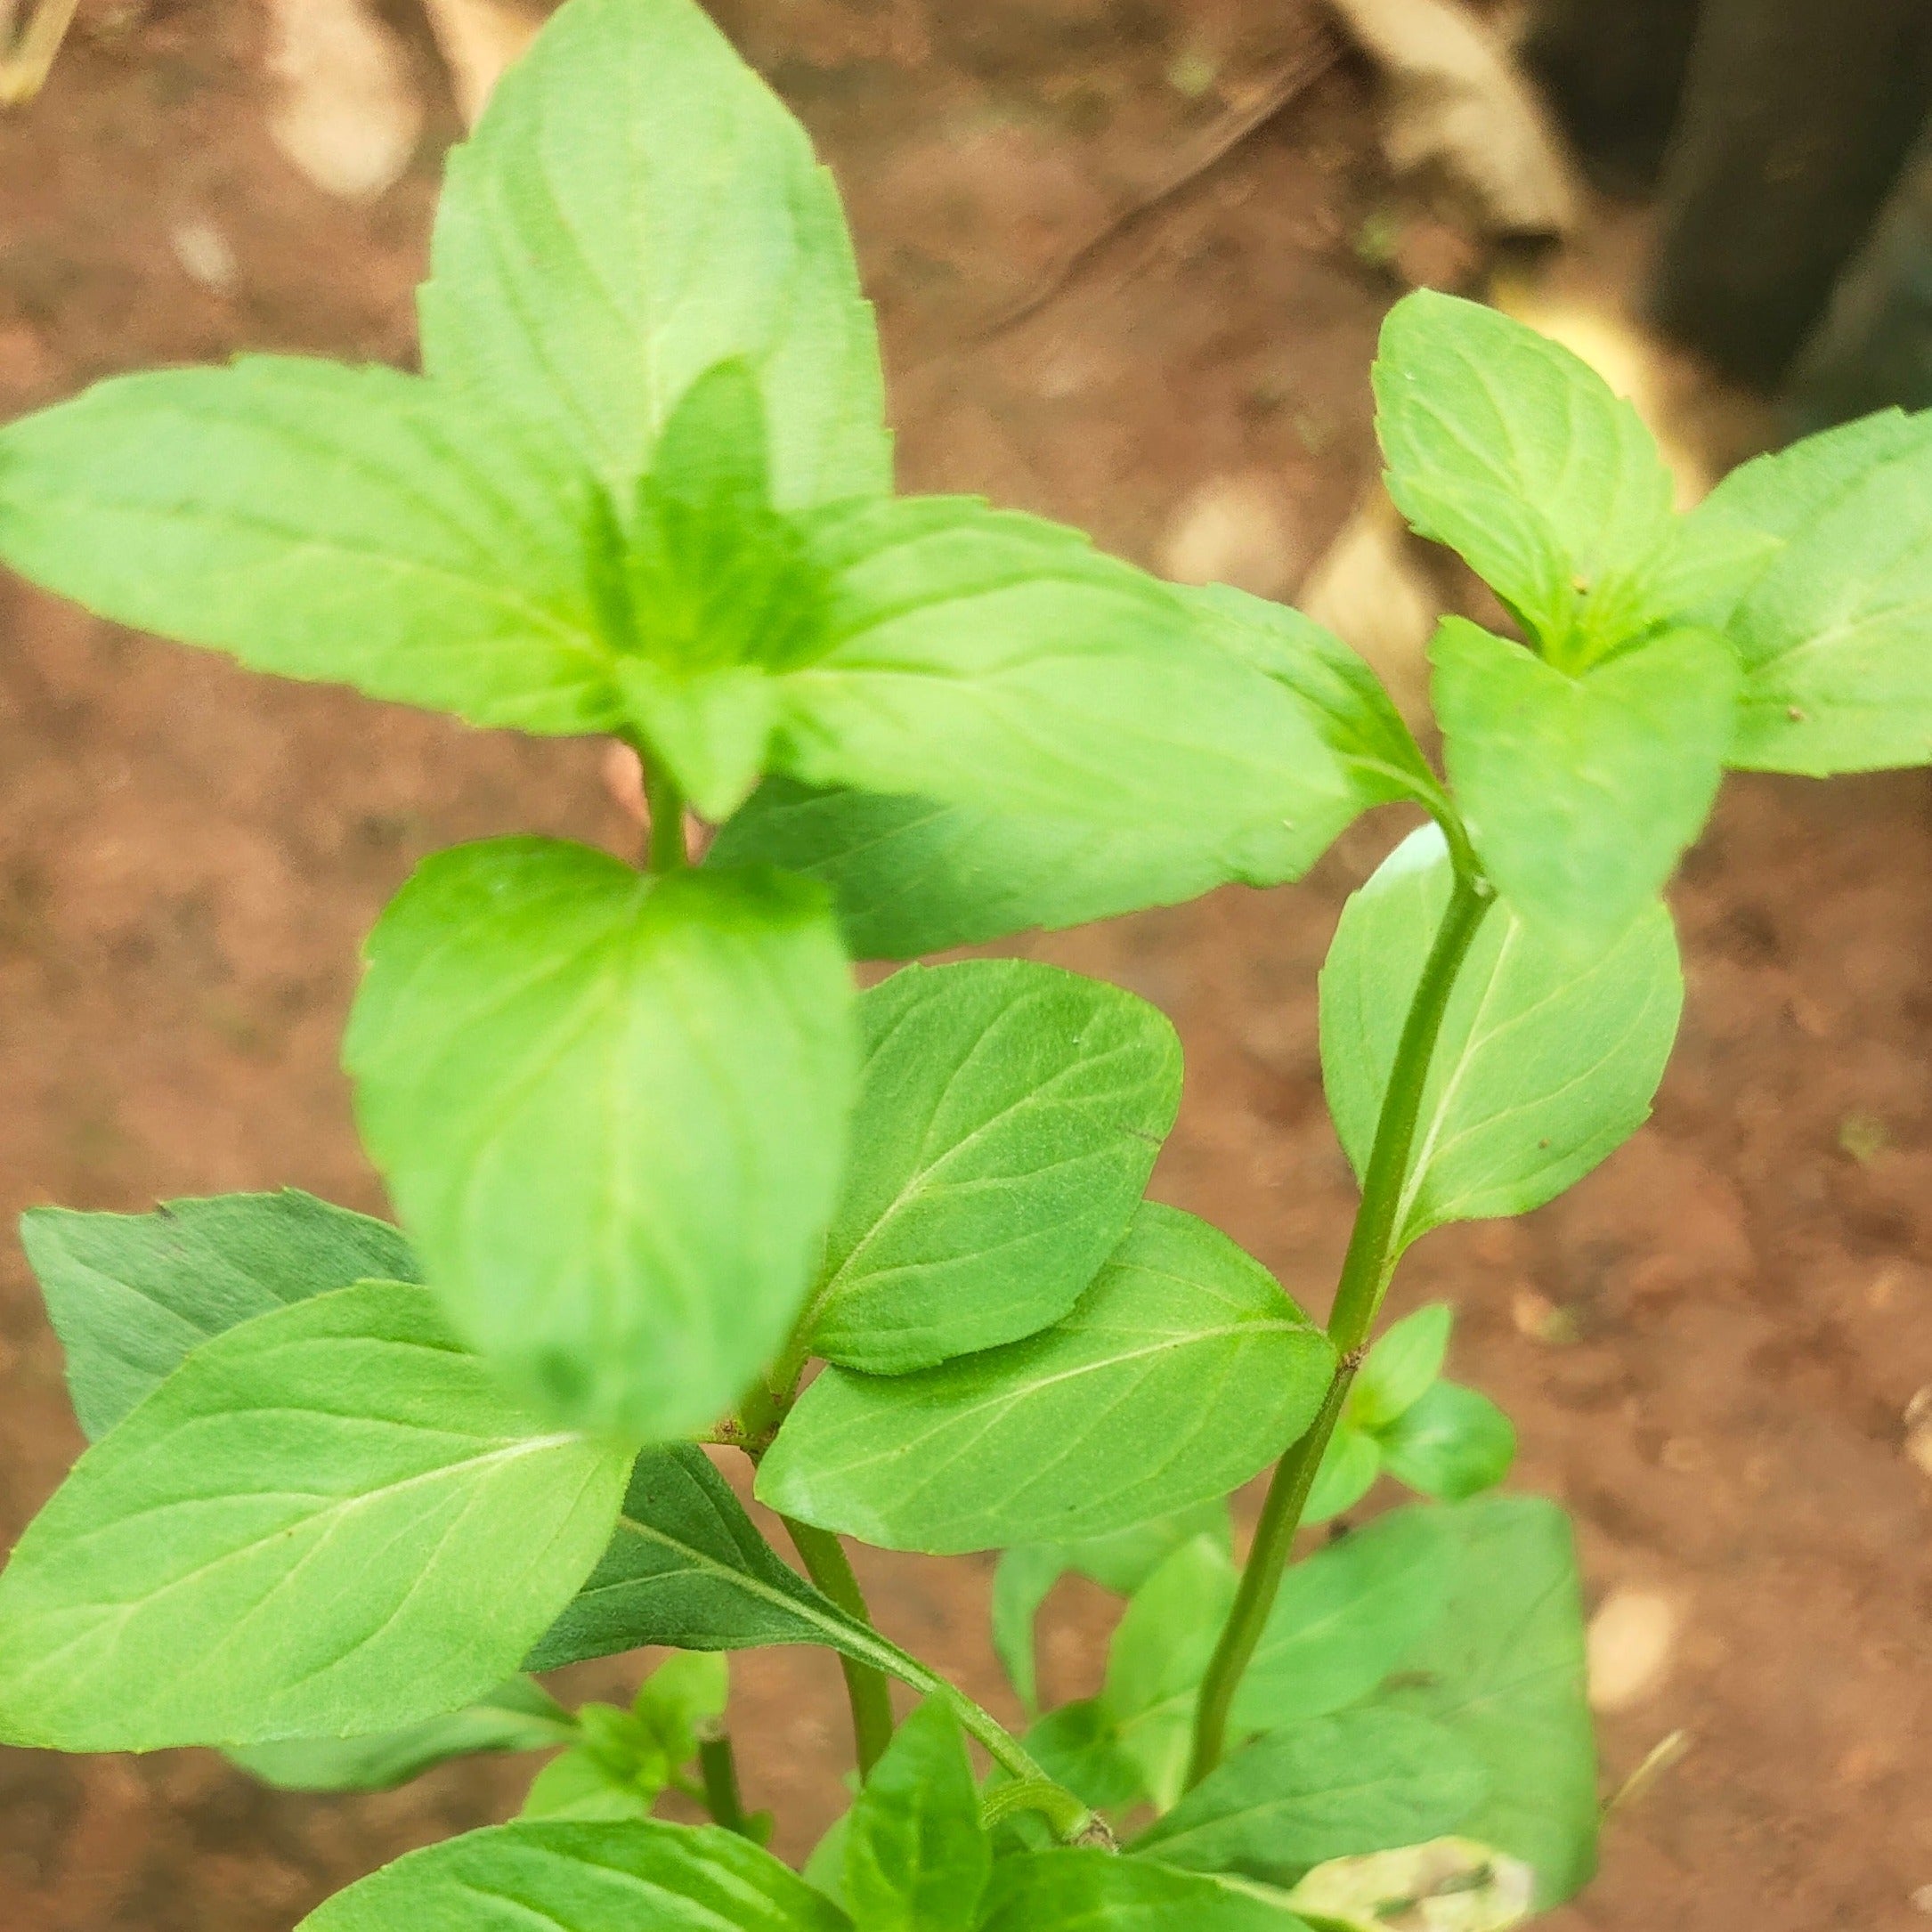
[{"left": 1, "top": 3, "right": 1928, "bottom": 1928}]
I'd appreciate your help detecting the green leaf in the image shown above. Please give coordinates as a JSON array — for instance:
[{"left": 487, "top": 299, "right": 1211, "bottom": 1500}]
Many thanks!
[
  {"left": 0, "top": 359, "right": 616, "bottom": 733},
  {"left": 421, "top": 0, "right": 888, "bottom": 515},
  {"left": 1373, "top": 291, "right": 1676, "bottom": 657},
  {"left": 1231, "top": 1506, "right": 1455, "bottom": 1737},
  {"left": 20, "top": 1188, "right": 418, "bottom": 1441},
  {"left": 772, "top": 498, "right": 1351, "bottom": 843},
  {"left": 1132, "top": 1709, "right": 1489, "bottom": 1886},
  {"left": 230, "top": 1678, "right": 573, "bottom": 1793},
  {"left": 296, "top": 1820, "right": 852, "bottom": 1931},
  {"left": 1346, "top": 1304, "right": 1452, "bottom": 1433},
  {"left": 1368, "top": 1497, "right": 1596, "bottom": 1906},
  {"left": 0, "top": 1282, "right": 628, "bottom": 1751},
  {"left": 1287, "top": 1838, "right": 1535, "bottom": 1932},
  {"left": 1320, "top": 824, "right": 1683, "bottom": 1251},
  {"left": 800, "top": 960, "right": 1181, "bottom": 1373},
  {"left": 980, "top": 1848, "right": 1313, "bottom": 1929},
  {"left": 634, "top": 1650, "right": 730, "bottom": 1766},
  {"left": 1380, "top": 1383, "right": 1515, "bottom": 1501},
  {"left": 1430, "top": 616, "right": 1737, "bottom": 947},
  {"left": 756, "top": 1204, "right": 1335, "bottom": 1555},
  {"left": 346, "top": 839, "right": 856, "bottom": 1441},
  {"left": 991, "top": 1546, "right": 1067, "bottom": 1717},
  {"left": 844, "top": 1700, "right": 989, "bottom": 1931},
  {"left": 1024, "top": 1700, "right": 1146, "bottom": 1812},
  {"left": 1301, "top": 1423, "right": 1381, "bottom": 1527},
  {"left": 522, "top": 1744, "right": 657, "bottom": 1823}
]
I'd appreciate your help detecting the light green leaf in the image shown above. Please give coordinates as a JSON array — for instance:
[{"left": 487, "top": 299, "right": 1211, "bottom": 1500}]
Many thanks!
[
  {"left": 1132, "top": 1709, "right": 1489, "bottom": 1886},
  {"left": 1024, "top": 1700, "right": 1146, "bottom": 1813},
  {"left": 1381, "top": 1383, "right": 1516, "bottom": 1501},
  {"left": 634, "top": 1651, "right": 730, "bottom": 1766},
  {"left": 0, "top": 1282, "right": 628, "bottom": 1751},
  {"left": 1287, "top": 1838, "right": 1535, "bottom": 1932},
  {"left": 296, "top": 1820, "right": 852, "bottom": 1931},
  {"left": 1347, "top": 1304, "right": 1452, "bottom": 1433},
  {"left": 1301, "top": 1423, "right": 1381, "bottom": 1527},
  {"left": 757, "top": 1204, "right": 1335, "bottom": 1555},
  {"left": 1231, "top": 1506, "right": 1454, "bottom": 1737},
  {"left": 1430, "top": 616, "right": 1737, "bottom": 947},
  {"left": 800, "top": 960, "right": 1180, "bottom": 1373},
  {"left": 980, "top": 1848, "right": 1313, "bottom": 1929},
  {"left": 421, "top": 0, "right": 888, "bottom": 515},
  {"left": 804, "top": 1812, "right": 852, "bottom": 1910},
  {"left": 346, "top": 839, "right": 855, "bottom": 1441},
  {"left": 20, "top": 1188, "right": 418, "bottom": 1441},
  {"left": 772, "top": 498, "right": 1351, "bottom": 843},
  {"left": 522, "top": 1743, "right": 657, "bottom": 1823},
  {"left": 991, "top": 1546, "right": 1067, "bottom": 1717},
  {"left": 1373, "top": 291, "right": 1676, "bottom": 656},
  {"left": 1320, "top": 825, "right": 1683, "bottom": 1250},
  {"left": 844, "top": 1700, "right": 989, "bottom": 1932},
  {"left": 230, "top": 1677, "right": 573, "bottom": 1793},
  {"left": 0, "top": 359, "right": 615, "bottom": 732},
  {"left": 1368, "top": 1497, "right": 1596, "bottom": 1906}
]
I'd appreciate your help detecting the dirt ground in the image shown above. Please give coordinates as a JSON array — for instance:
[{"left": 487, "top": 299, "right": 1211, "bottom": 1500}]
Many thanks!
[{"left": 0, "top": 3, "right": 1928, "bottom": 1928}]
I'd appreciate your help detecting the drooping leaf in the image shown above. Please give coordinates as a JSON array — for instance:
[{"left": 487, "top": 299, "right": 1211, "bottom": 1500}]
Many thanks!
[
  {"left": 0, "top": 1283, "right": 628, "bottom": 1751},
  {"left": 979, "top": 1848, "right": 1313, "bottom": 1930},
  {"left": 757, "top": 1205, "right": 1335, "bottom": 1555},
  {"left": 0, "top": 359, "right": 617, "bottom": 733},
  {"left": 1301, "top": 1421, "right": 1381, "bottom": 1527},
  {"left": 1345, "top": 1304, "right": 1452, "bottom": 1434},
  {"left": 772, "top": 498, "right": 1351, "bottom": 845},
  {"left": 1373, "top": 291, "right": 1676, "bottom": 657},
  {"left": 1287, "top": 1838, "right": 1535, "bottom": 1932},
  {"left": 1429, "top": 616, "right": 1737, "bottom": 948},
  {"left": 1365, "top": 1497, "right": 1597, "bottom": 1907},
  {"left": 799, "top": 960, "right": 1181, "bottom": 1373},
  {"left": 230, "top": 1677, "right": 573, "bottom": 1793},
  {"left": 346, "top": 839, "right": 855, "bottom": 1441},
  {"left": 1231, "top": 1506, "right": 1455, "bottom": 1737},
  {"left": 991, "top": 1546, "right": 1068, "bottom": 1718},
  {"left": 20, "top": 1188, "right": 418, "bottom": 1441},
  {"left": 1132, "top": 1709, "right": 1489, "bottom": 1886},
  {"left": 421, "top": 0, "right": 889, "bottom": 515},
  {"left": 843, "top": 1700, "right": 989, "bottom": 1932},
  {"left": 296, "top": 1820, "right": 851, "bottom": 1931},
  {"left": 1320, "top": 825, "right": 1683, "bottom": 1252},
  {"left": 1380, "top": 1383, "right": 1516, "bottom": 1501}
]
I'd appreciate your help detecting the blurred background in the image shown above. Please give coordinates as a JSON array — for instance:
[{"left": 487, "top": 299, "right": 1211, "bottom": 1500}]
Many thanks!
[{"left": 0, "top": 1, "right": 1928, "bottom": 1927}]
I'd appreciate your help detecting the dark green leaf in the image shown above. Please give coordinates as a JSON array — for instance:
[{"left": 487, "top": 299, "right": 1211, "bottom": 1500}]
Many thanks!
[
  {"left": 1132, "top": 1709, "right": 1489, "bottom": 1886},
  {"left": 20, "top": 1189, "right": 418, "bottom": 1441},
  {"left": 346, "top": 839, "right": 855, "bottom": 1441},
  {"left": 0, "top": 1283, "right": 629, "bottom": 1751},
  {"left": 296, "top": 1820, "right": 851, "bottom": 1931},
  {"left": 1346, "top": 1304, "right": 1451, "bottom": 1433},
  {"left": 422, "top": 0, "right": 889, "bottom": 514},
  {"left": 844, "top": 1700, "right": 989, "bottom": 1931},
  {"left": 1321, "top": 826, "right": 1683, "bottom": 1250},
  {"left": 800, "top": 960, "right": 1180, "bottom": 1373},
  {"left": 1430, "top": 616, "right": 1737, "bottom": 948},
  {"left": 980, "top": 1848, "right": 1312, "bottom": 1929},
  {"left": 1380, "top": 1383, "right": 1516, "bottom": 1501},
  {"left": 756, "top": 1205, "right": 1335, "bottom": 1555}
]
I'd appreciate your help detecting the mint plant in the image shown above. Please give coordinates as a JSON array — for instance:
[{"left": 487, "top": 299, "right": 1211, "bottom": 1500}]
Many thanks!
[{"left": 2, "top": 0, "right": 1928, "bottom": 1925}]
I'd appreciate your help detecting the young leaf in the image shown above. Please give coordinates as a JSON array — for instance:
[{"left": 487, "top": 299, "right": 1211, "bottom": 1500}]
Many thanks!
[
  {"left": 346, "top": 840, "right": 855, "bottom": 1441},
  {"left": 1321, "top": 825, "right": 1683, "bottom": 1252},
  {"left": 230, "top": 1677, "right": 573, "bottom": 1793},
  {"left": 978, "top": 1847, "right": 1313, "bottom": 1930},
  {"left": 1367, "top": 1497, "right": 1596, "bottom": 1906},
  {"left": 1380, "top": 1383, "right": 1516, "bottom": 1501},
  {"left": 20, "top": 1188, "right": 418, "bottom": 1441},
  {"left": 1301, "top": 1422, "right": 1381, "bottom": 1527},
  {"left": 773, "top": 498, "right": 1351, "bottom": 845},
  {"left": 1373, "top": 291, "right": 1676, "bottom": 655},
  {"left": 296, "top": 1820, "right": 851, "bottom": 1932},
  {"left": 1231, "top": 1506, "right": 1454, "bottom": 1737},
  {"left": 1346, "top": 1303, "right": 1452, "bottom": 1433},
  {"left": 843, "top": 1700, "right": 989, "bottom": 1932},
  {"left": 522, "top": 1743, "right": 658, "bottom": 1823},
  {"left": 0, "top": 1283, "right": 628, "bottom": 1752},
  {"left": 799, "top": 960, "right": 1181, "bottom": 1373},
  {"left": 634, "top": 1651, "right": 730, "bottom": 1766},
  {"left": 756, "top": 1204, "right": 1335, "bottom": 1555},
  {"left": 0, "top": 359, "right": 617, "bottom": 733},
  {"left": 1132, "top": 1709, "right": 1489, "bottom": 1886},
  {"left": 421, "top": 0, "right": 889, "bottom": 515},
  {"left": 1430, "top": 616, "right": 1737, "bottom": 948},
  {"left": 1287, "top": 1837, "right": 1536, "bottom": 1932}
]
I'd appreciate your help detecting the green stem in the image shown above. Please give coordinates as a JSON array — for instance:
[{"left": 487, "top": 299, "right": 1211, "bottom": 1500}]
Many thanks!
[
  {"left": 645, "top": 760, "right": 688, "bottom": 873},
  {"left": 695, "top": 1724, "right": 754, "bottom": 1837},
  {"left": 1185, "top": 859, "right": 1492, "bottom": 1788},
  {"left": 781, "top": 1515, "right": 898, "bottom": 1779}
]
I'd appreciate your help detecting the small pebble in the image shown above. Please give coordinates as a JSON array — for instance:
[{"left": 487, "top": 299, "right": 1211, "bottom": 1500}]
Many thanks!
[{"left": 1588, "top": 1587, "right": 1681, "bottom": 1712}]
